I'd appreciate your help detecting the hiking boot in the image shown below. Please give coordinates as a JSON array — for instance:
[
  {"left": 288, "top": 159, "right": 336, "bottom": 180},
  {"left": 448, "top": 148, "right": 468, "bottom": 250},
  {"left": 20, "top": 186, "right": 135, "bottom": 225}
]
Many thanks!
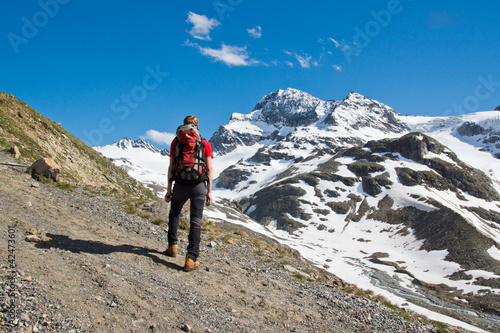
[
  {"left": 164, "top": 244, "right": 178, "bottom": 257},
  {"left": 183, "top": 257, "right": 199, "bottom": 272}
]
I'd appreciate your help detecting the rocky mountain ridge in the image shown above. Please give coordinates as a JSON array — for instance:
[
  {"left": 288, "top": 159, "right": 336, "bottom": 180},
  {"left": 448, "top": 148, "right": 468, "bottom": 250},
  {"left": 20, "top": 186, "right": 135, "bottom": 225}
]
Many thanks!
[{"left": 210, "top": 88, "right": 409, "bottom": 155}]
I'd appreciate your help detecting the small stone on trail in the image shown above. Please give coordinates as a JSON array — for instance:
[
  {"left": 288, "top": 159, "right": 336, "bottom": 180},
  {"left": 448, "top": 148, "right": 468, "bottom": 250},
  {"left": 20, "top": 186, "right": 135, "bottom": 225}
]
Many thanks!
[
  {"left": 9, "top": 146, "right": 20, "bottom": 159},
  {"left": 25, "top": 235, "right": 43, "bottom": 243}
]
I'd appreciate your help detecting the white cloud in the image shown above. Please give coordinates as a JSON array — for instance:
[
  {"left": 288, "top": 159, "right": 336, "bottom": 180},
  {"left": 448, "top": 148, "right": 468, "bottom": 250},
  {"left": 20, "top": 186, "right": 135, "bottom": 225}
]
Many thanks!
[
  {"left": 186, "top": 12, "right": 220, "bottom": 41},
  {"left": 295, "top": 54, "right": 311, "bottom": 68},
  {"left": 247, "top": 26, "right": 262, "bottom": 39},
  {"left": 141, "top": 130, "right": 176, "bottom": 146},
  {"left": 329, "top": 37, "right": 341, "bottom": 48},
  {"left": 284, "top": 50, "right": 313, "bottom": 69},
  {"left": 185, "top": 40, "right": 259, "bottom": 67},
  {"left": 333, "top": 65, "right": 343, "bottom": 72}
]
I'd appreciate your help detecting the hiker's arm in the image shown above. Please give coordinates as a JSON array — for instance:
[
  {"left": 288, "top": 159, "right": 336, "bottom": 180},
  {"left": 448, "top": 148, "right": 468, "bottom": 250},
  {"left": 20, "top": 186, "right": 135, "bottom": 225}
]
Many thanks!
[
  {"left": 205, "top": 156, "right": 213, "bottom": 206},
  {"left": 165, "top": 156, "right": 175, "bottom": 202}
]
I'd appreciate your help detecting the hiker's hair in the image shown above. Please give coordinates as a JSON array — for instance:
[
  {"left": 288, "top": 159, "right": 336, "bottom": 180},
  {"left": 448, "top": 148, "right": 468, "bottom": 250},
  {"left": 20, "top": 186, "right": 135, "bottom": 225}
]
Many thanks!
[{"left": 184, "top": 115, "right": 199, "bottom": 127}]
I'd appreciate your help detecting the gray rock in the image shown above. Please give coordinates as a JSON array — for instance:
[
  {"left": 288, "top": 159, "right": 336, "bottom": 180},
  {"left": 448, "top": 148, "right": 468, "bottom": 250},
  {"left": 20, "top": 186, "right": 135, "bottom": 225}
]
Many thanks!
[
  {"left": 216, "top": 166, "right": 251, "bottom": 190},
  {"left": 9, "top": 145, "right": 20, "bottom": 159},
  {"left": 30, "top": 158, "right": 61, "bottom": 181},
  {"left": 457, "top": 121, "right": 487, "bottom": 136}
]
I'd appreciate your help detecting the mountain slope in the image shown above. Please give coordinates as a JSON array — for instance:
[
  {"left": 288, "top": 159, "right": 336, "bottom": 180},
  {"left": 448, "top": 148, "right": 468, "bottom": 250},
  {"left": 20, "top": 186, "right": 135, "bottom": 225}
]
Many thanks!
[
  {"left": 208, "top": 88, "right": 500, "bottom": 327},
  {"left": 0, "top": 92, "right": 153, "bottom": 198}
]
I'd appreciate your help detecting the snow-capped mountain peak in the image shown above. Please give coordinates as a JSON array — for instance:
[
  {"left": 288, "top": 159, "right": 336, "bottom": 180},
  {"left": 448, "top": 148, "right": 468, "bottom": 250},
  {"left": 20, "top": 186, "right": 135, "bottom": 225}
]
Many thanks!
[
  {"left": 252, "top": 87, "right": 333, "bottom": 127},
  {"left": 108, "top": 137, "right": 169, "bottom": 156},
  {"left": 210, "top": 89, "right": 408, "bottom": 155}
]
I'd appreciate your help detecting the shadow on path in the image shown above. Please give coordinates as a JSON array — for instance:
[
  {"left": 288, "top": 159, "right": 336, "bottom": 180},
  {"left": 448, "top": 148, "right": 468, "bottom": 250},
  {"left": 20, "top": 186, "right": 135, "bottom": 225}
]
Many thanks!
[{"left": 37, "top": 233, "right": 184, "bottom": 271}]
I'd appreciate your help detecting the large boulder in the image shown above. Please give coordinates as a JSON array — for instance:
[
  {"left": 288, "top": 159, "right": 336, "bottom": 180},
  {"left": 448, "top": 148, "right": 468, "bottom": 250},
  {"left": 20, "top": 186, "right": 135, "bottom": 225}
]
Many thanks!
[{"left": 30, "top": 158, "right": 61, "bottom": 181}]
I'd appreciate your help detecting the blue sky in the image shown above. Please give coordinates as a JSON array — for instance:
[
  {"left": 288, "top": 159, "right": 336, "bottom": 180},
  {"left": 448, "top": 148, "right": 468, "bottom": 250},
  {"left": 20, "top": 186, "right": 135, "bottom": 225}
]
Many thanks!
[{"left": 1, "top": 1, "right": 499, "bottom": 147}]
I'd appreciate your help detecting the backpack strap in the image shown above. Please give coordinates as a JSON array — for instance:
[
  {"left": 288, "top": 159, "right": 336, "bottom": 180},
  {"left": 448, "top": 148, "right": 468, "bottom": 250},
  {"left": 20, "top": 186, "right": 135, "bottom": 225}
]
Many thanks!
[{"left": 169, "top": 137, "right": 180, "bottom": 182}]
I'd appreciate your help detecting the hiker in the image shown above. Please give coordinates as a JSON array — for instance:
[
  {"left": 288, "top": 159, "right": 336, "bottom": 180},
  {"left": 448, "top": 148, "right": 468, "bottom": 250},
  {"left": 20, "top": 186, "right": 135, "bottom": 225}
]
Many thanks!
[{"left": 164, "top": 115, "right": 213, "bottom": 271}]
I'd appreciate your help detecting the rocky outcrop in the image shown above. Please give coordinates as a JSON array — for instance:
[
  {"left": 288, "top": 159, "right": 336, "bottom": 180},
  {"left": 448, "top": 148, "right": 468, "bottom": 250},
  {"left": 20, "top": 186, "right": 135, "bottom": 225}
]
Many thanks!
[
  {"left": 30, "top": 158, "right": 61, "bottom": 181},
  {"left": 366, "top": 132, "right": 448, "bottom": 164},
  {"left": 347, "top": 160, "right": 385, "bottom": 177},
  {"left": 455, "top": 120, "right": 500, "bottom": 159},
  {"left": 210, "top": 125, "right": 262, "bottom": 155},
  {"left": 248, "top": 148, "right": 295, "bottom": 164},
  {"left": 216, "top": 166, "right": 252, "bottom": 190},
  {"left": 245, "top": 182, "right": 309, "bottom": 232},
  {"left": 252, "top": 88, "right": 326, "bottom": 127},
  {"left": 366, "top": 132, "right": 500, "bottom": 201},
  {"left": 457, "top": 122, "right": 487, "bottom": 136}
]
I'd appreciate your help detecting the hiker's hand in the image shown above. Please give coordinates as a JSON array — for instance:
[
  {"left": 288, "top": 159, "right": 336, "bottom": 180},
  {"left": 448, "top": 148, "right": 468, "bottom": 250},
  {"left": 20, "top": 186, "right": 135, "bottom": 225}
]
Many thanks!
[
  {"left": 206, "top": 192, "right": 213, "bottom": 206},
  {"left": 165, "top": 191, "right": 172, "bottom": 203}
]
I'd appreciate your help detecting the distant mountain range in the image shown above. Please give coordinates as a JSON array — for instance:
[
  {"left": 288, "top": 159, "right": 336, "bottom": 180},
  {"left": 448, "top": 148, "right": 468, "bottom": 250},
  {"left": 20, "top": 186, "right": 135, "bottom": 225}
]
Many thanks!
[
  {"left": 94, "top": 88, "right": 500, "bottom": 327},
  {"left": 94, "top": 138, "right": 169, "bottom": 196}
]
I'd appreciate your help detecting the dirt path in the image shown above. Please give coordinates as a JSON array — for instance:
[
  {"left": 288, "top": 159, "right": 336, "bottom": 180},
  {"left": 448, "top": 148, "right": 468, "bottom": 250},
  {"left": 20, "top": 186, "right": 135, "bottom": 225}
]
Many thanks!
[{"left": 0, "top": 156, "right": 475, "bottom": 333}]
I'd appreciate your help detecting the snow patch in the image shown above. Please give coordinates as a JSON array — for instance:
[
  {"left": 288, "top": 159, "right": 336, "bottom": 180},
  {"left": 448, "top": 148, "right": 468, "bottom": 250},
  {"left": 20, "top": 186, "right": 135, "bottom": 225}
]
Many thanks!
[{"left": 487, "top": 246, "right": 500, "bottom": 261}]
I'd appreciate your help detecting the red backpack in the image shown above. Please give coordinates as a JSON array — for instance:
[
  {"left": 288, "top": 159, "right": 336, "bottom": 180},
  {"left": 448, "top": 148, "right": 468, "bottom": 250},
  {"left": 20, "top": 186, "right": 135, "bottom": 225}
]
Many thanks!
[{"left": 171, "top": 124, "right": 208, "bottom": 184}]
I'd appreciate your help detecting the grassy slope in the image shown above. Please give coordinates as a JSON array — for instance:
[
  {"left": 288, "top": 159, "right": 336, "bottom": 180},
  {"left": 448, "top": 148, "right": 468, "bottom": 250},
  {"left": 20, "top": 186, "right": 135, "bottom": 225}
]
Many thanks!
[{"left": 0, "top": 91, "right": 155, "bottom": 199}]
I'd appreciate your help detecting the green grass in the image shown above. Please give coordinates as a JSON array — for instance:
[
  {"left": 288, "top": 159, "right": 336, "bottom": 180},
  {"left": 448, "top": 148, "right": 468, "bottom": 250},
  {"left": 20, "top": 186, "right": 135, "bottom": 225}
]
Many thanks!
[
  {"left": 54, "top": 181, "right": 76, "bottom": 191},
  {"left": 222, "top": 234, "right": 238, "bottom": 244},
  {"left": 292, "top": 272, "right": 306, "bottom": 283},
  {"left": 234, "top": 230, "right": 248, "bottom": 238},
  {"left": 202, "top": 221, "right": 222, "bottom": 233},
  {"left": 151, "top": 219, "right": 164, "bottom": 226},
  {"left": 125, "top": 205, "right": 136, "bottom": 215},
  {"left": 431, "top": 321, "right": 451, "bottom": 333},
  {"left": 254, "top": 250, "right": 264, "bottom": 256},
  {"left": 179, "top": 218, "right": 189, "bottom": 230}
]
